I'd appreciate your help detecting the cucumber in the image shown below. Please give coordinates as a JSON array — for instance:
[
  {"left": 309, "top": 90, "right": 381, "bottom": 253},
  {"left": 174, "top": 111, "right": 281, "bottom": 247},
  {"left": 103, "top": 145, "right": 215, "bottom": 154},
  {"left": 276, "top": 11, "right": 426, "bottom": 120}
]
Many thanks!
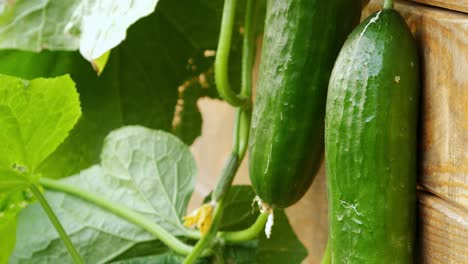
[
  {"left": 325, "top": 8, "right": 419, "bottom": 263},
  {"left": 249, "top": 0, "right": 365, "bottom": 208}
]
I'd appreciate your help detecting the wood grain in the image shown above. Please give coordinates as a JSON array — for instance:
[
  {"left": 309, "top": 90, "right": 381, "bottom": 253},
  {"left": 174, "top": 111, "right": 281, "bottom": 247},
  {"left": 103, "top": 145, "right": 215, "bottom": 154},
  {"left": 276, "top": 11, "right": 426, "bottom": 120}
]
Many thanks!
[
  {"left": 418, "top": 192, "right": 468, "bottom": 263},
  {"left": 408, "top": 0, "right": 468, "bottom": 14},
  {"left": 367, "top": 0, "right": 468, "bottom": 209}
]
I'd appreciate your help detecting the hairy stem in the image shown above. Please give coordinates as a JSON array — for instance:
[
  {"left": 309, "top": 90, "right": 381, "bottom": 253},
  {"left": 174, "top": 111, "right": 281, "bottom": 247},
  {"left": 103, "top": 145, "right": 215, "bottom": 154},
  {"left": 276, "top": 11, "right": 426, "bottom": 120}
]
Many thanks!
[
  {"left": 30, "top": 184, "right": 84, "bottom": 264},
  {"left": 39, "top": 178, "right": 209, "bottom": 257}
]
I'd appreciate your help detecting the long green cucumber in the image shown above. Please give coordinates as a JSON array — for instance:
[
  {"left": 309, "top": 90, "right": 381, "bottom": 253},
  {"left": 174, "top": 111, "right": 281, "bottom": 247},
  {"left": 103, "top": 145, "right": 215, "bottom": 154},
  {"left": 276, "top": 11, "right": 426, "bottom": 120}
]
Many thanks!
[
  {"left": 249, "top": 0, "right": 366, "bottom": 208},
  {"left": 325, "top": 7, "right": 419, "bottom": 263}
]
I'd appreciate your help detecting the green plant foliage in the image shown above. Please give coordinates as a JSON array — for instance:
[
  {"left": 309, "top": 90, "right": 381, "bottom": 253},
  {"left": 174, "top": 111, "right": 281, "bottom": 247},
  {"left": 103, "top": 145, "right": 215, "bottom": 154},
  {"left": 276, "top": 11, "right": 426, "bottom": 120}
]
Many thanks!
[
  {"left": 10, "top": 126, "right": 197, "bottom": 263},
  {"left": 0, "top": 0, "right": 245, "bottom": 180},
  {"left": 0, "top": 74, "right": 81, "bottom": 187}
]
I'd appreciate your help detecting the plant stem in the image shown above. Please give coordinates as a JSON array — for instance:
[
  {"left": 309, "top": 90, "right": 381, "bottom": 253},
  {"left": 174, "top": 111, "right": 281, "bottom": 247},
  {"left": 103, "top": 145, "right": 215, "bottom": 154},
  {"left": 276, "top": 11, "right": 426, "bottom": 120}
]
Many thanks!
[
  {"left": 215, "top": 0, "right": 248, "bottom": 107},
  {"left": 184, "top": 1, "right": 258, "bottom": 262},
  {"left": 30, "top": 184, "right": 84, "bottom": 264},
  {"left": 236, "top": 0, "right": 256, "bottom": 158},
  {"left": 236, "top": 110, "right": 251, "bottom": 158},
  {"left": 39, "top": 178, "right": 209, "bottom": 257},
  {"left": 240, "top": 0, "right": 255, "bottom": 100},
  {"left": 218, "top": 213, "right": 268, "bottom": 243},
  {"left": 383, "top": 0, "right": 394, "bottom": 9},
  {"left": 212, "top": 153, "right": 239, "bottom": 201},
  {"left": 214, "top": 0, "right": 256, "bottom": 200}
]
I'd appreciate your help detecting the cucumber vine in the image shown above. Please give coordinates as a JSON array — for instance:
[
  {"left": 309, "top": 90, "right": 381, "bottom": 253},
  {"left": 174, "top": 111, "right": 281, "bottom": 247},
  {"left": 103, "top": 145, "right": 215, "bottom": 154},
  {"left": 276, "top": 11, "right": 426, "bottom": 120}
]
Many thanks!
[{"left": 184, "top": 0, "right": 261, "bottom": 262}]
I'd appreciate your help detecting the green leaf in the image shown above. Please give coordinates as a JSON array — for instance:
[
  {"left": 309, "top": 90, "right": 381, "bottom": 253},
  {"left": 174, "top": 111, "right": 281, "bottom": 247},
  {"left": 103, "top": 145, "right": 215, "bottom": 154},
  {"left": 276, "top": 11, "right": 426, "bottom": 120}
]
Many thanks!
[
  {"left": 221, "top": 187, "right": 260, "bottom": 231},
  {"left": 203, "top": 185, "right": 260, "bottom": 231},
  {"left": 0, "top": 74, "right": 81, "bottom": 176},
  {"left": 0, "top": 190, "right": 32, "bottom": 264},
  {"left": 0, "top": 0, "right": 234, "bottom": 180},
  {"left": 0, "top": 75, "right": 81, "bottom": 253},
  {"left": 11, "top": 126, "right": 197, "bottom": 264},
  {"left": 91, "top": 51, "right": 111, "bottom": 75},
  {"left": 111, "top": 253, "right": 185, "bottom": 264},
  {"left": 109, "top": 240, "right": 169, "bottom": 262},
  {"left": 111, "top": 253, "right": 210, "bottom": 264},
  {"left": 256, "top": 211, "right": 308, "bottom": 263},
  {"left": 0, "top": 216, "right": 16, "bottom": 264},
  {"left": 0, "top": 0, "right": 160, "bottom": 62},
  {"left": 0, "top": 190, "right": 34, "bottom": 220}
]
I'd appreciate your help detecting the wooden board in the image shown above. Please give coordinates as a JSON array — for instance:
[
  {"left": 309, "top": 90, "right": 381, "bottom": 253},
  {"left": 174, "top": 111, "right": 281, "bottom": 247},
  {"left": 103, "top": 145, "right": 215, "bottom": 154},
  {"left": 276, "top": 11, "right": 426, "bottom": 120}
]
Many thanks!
[
  {"left": 366, "top": 0, "right": 468, "bottom": 210},
  {"left": 418, "top": 192, "right": 468, "bottom": 263},
  {"left": 408, "top": 0, "right": 468, "bottom": 14}
]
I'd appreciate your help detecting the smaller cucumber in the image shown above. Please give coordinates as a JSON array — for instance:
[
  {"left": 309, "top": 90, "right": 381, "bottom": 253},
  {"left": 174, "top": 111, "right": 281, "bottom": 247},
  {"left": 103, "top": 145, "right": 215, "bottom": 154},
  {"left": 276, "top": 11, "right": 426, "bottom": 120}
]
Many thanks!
[{"left": 249, "top": 0, "right": 365, "bottom": 209}]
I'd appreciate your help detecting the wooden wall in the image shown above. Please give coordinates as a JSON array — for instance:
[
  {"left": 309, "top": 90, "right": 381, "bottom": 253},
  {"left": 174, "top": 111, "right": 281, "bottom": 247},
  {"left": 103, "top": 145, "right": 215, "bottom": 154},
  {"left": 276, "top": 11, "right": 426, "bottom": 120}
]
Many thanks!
[{"left": 190, "top": 0, "right": 467, "bottom": 263}]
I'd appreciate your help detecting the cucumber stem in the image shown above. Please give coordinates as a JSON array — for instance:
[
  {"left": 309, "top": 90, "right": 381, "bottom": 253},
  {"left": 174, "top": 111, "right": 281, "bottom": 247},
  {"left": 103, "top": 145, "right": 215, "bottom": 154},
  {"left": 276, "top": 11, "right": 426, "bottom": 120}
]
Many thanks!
[
  {"left": 30, "top": 184, "right": 84, "bottom": 264},
  {"left": 215, "top": 0, "right": 248, "bottom": 107},
  {"left": 218, "top": 213, "right": 269, "bottom": 243},
  {"left": 383, "top": 0, "right": 394, "bottom": 9},
  {"left": 240, "top": 0, "right": 256, "bottom": 100},
  {"left": 215, "top": 0, "right": 256, "bottom": 199},
  {"left": 212, "top": 153, "right": 239, "bottom": 201}
]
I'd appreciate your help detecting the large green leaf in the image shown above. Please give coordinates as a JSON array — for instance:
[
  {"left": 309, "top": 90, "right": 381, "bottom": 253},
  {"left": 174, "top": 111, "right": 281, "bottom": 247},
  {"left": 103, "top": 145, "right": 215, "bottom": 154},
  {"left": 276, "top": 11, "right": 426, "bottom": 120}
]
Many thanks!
[
  {"left": 0, "top": 0, "right": 159, "bottom": 62},
  {"left": 11, "top": 126, "right": 197, "bottom": 264},
  {"left": 0, "top": 74, "right": 81, "bottom": 187}
]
